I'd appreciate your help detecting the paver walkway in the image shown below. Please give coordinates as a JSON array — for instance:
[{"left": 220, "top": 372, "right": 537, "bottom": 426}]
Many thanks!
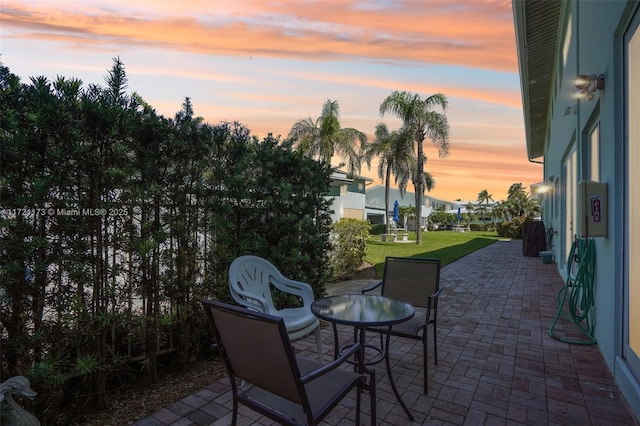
[{"left": 134, "top": 240, "right": 639, "bottom": 425}]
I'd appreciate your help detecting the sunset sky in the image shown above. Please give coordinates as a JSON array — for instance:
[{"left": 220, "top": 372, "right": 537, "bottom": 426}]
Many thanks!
[{"left": 0, "top": 0, "right": 542, "bottom": 202}]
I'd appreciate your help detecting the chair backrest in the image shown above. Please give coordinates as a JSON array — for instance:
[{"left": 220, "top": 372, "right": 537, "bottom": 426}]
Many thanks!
[
  {"left": 202, "top": 299, "right": 304, "bottom": 404},
  {"left": 380, "top": 257, "right": 441, "bottom": 308},
  {"left": 228, "top": 255, "right": 281, "bottom": 314}
]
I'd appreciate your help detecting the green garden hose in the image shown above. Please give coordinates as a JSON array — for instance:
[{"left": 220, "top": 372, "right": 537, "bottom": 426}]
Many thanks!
[{"left": 548, "top": 237, "right": 597, "bottom": 345}]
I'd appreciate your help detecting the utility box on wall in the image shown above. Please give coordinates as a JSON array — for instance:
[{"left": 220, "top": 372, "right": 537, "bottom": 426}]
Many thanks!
[{"left": 578, "top": 180, "right": 608, "bottom": 238}]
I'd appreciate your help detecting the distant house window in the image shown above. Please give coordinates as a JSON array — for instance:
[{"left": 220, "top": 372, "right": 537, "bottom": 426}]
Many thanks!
[
  {"left": 367, "top": 213, "right": 384, "bottom": 224},
  {"left": 328, "top": 186, "right": 341, "bottom": 196},
  {"left": 343, "top": 208, "right": 363, "bottom": 219},
  {"left": 347, "top": 180, "right": 365, "bottom": 194}
]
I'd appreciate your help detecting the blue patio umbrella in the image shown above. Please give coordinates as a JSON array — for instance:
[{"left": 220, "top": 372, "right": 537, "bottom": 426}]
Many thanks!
[
  {"left": 393, "top": 200, "right": 400, "bottom": 222},
  {"left": 457, "top": 207, "right": 461, "bottom": 223}
]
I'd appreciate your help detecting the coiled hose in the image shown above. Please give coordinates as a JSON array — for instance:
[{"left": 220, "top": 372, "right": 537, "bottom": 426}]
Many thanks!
[{"left": 548, "top": 237, "right": 597, "bottom": 345}]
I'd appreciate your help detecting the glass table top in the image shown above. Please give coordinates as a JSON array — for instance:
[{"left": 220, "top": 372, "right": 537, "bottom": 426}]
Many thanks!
[{"left": 311, "top": 294, "right": 415, "bottom": 327}]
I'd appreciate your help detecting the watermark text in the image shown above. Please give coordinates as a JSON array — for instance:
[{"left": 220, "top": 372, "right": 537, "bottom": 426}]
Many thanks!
[{"left": 1, "top": 207, "right": 135, "bottom": 218}]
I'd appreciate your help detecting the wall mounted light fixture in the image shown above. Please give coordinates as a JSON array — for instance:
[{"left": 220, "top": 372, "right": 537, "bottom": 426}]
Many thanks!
[
  {"left": 538, "top": 176, "right": 556, "bottom": 194},
  {"left": 532, "top": 176, "right": 556, "bottom": 196},
  {"left": 574, "top": 74, "right": 605, "bottom": 101},
  {"left": 537, "top": 184, "right": 552, "bottom": 195}
]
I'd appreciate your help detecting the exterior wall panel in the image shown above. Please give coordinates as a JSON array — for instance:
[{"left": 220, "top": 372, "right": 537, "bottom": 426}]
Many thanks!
[{"left": 514, "top": 0, "right": 640, "bottom": 419}]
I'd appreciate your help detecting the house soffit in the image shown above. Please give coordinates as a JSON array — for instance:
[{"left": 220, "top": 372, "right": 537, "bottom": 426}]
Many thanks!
[{"left": 513, "top": 0, "right": 562, "bottom": 161}]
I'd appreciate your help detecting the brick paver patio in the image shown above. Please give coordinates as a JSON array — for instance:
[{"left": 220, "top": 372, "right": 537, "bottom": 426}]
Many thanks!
[{"left": 133, "top": 240, "right": 639, "bottom": 425}]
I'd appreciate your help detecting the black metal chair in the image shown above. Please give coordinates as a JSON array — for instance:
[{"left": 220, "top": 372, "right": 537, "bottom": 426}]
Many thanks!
[
  {"left": 361, "top": 256, "right": 441, "bottom": 394},
  {"left": 202, "top": 299, "right": 376, "bottom": 425}
]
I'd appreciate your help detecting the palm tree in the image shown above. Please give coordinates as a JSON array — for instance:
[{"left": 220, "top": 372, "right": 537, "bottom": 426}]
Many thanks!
[
  {"left": 507, "top": 183, "right": 526, "bottom": 200},
  {"left": 476, "top": 189, "right": 493, "bottom": 224},
  {"left": 492, "top": 201, "right": 509, "bottom": 222},
  {"left": 465, "top": 201, "right": 475, "bottom": 227},
  {"left": 526, "top": 197, "right": 542, "bottom": 218},
  {"left": 288, "top": 99, "right": 367, "bottom": 175},
  {"left": 363, "top": 123, "right": 413, "bottom": 233},
  {"left": 410, "top": 163, "right": 435, "bottom": 228},
  {"left": 505, "top": 183, "right": 539, "bottom": 217},
  {"left": 380, "top": 91, "right": 450, "bottom": 244}
]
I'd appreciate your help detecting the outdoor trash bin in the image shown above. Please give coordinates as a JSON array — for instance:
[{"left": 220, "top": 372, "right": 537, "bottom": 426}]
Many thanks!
[{"left": 522, "top": 221, "right": 546, "bottom": 257}]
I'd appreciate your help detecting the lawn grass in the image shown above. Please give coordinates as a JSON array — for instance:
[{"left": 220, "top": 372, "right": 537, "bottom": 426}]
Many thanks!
[{"left": 365, "top": 230, "right": 501, "bottom": 278}]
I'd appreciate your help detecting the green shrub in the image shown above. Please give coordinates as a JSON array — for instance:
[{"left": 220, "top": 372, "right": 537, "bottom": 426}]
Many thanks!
[
  {"left": 470, "top": 223, "right": 494, "bottom": 231},
  {"left": 428, "top": 211, "right": 455, "bottom": 230},
  {"left": 495, "top": 216, "right": 533, "bottom": 238},
  {"left": 369, "top": 223, "right": 387, "bottom": 235},
  {"left": 330, "top": 218, "right": 370, "bottom": 280}
]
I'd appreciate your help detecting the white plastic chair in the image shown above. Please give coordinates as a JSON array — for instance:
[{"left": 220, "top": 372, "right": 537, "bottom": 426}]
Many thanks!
[{"left": 228, "top": 255, "right": 324, "bottom": 362}]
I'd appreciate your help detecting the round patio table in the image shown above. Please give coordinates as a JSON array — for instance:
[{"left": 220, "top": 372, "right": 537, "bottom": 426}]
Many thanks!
[{"left": 311, "top": 294, "right": 416, "bottom": 420}]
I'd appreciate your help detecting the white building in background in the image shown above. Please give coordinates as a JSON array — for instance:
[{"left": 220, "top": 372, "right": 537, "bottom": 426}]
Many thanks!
[
  {"left": 364, "top": 185, "right": 454, "bottom": 230},
  {"left": 513, "top": 0, "right": 640, "bottom": 418},
  {"left": 326, "top": 170, "right": 372, "bottom": 223}
]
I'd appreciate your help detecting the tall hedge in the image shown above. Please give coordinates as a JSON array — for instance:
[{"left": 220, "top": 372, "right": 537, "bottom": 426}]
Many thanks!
[{"left": 0, "top": 58, "right": 333, "bottom": 420}]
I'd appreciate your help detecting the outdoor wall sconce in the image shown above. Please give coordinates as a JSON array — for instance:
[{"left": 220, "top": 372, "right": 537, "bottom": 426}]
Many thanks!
[
  {"left": 537, "top": 185, "right": 552, "bottom": 195},
  {"left": 534, "top": 176, "right": 555, "bottom": 196},
  {"left": 574, "top": 74, "right": 605, "bottom": 101},
  {"left": 537, "top": 176, "right": 555, "bottom": 195}
]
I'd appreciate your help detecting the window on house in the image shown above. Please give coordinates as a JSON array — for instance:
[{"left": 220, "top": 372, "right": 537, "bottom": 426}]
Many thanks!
[
  {"left": 562, "top": 12, "right": 572, "bottom": 70},
  {"left": 554, "top": 178, "right": 560, "bottom": 219},
  {"left": 343, "top": 208, "right": 363, "bottom": 219},
  {"left": 558, "top": 9, "right": 572, "bottom": 97},
  {"left": 583, "top": 119, "right": 600, "bottom": 182},
  {"left": 590, "top": 123, "right": 600, "bottom": 181},
  {"left": 563, "top": 141, "right": 577, "bottom": 269},
  {"left": 625, "top": 7, "right": 640, "bottom": 374}
]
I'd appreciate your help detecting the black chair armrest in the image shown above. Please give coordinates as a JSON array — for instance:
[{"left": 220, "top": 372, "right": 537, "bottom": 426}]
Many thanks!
[
  {"left": 361, "top": 281, "right": 383, "bottom": 294},
  {"left": 430, "top": 288, "right": 443, "bottom": 299},
  {"left": 299, "top": 342, "right": 370, "bottom": 383}
]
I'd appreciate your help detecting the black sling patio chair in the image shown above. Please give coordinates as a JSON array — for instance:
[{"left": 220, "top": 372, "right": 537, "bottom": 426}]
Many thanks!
[
  {"left": 202, "top": 299, "right": 376, "bottom": 425},
  {"left": 361, "top": 256, "right": 441, "bottom": 394}
]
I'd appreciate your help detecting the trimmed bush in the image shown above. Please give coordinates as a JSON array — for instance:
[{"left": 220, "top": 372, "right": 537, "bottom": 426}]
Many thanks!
[
  {"left": 330, "top": 218, "right": 370, "bottom": 280},
  {"left": 470, "top": 223, "right": 494, "bottom": 231},
  {"left": 369, "top": 223, "right": 387, "bottom": 235},
  {"left": 495, "top": 216, "right": 533, "bottom": 238}
]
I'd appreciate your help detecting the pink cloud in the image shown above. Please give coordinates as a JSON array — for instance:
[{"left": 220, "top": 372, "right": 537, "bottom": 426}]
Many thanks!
[
  {"left": 1, "top": 0, "right": 518, "bottom": 72},
  {"left": 1, "top": 0, "right": 534, "bottom": 201}
]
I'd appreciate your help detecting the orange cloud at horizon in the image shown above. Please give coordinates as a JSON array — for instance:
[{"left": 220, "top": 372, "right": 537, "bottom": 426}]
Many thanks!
[
  {"left": 1, "top": 0, "right": 518, "bottom": 73},
  {"left": 1, "top": 0, "right": 537, "bottom": 203}
]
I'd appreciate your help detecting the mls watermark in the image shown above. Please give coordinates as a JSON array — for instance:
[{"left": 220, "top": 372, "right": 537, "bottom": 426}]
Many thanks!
[{"left": 1, "top": 207, "right": 136, "bottom": 218}]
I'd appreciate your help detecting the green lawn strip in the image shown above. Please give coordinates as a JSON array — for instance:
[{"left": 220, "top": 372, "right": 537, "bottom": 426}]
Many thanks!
[{"left": 366, "top": 231, "right": 500, "bottom": 278}]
